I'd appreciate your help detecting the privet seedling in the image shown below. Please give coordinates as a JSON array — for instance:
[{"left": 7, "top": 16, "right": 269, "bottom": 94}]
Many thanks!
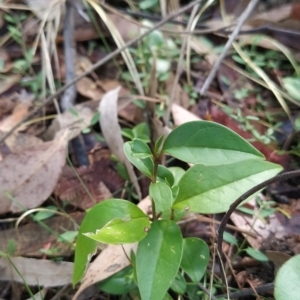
[{"left": 73, "top": 120, "right": 282, "bottom": 299}]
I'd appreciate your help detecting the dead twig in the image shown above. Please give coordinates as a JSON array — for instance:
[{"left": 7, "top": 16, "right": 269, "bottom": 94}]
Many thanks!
[{"left": 199, "top": 0, "right": 259, "bottom": 95}]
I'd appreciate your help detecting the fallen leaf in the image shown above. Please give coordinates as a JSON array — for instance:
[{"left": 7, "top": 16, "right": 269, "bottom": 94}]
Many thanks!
[
  {"left": 0, "top": 130, "right": 69, "bottom": 213},
  {"left": 99, "top": 87, "right": 141, "bottom": 199},
  {"left": 55, "top": 159, "right": 124, "bottom": 210},
  {"left": 43, "top": 100, "right": 98, "bottom": 141},
  {"left": 76, "top": 77, "right": 104, "bottom": 100},
  {"left": 0, "top": 257, "right": 73, "bottom": 286},
  {"left": 0, "top": 212, "right": 84, "bottom": 257}
]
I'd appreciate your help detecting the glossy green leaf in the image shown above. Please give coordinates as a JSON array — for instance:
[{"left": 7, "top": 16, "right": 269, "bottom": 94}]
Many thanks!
[
  {"left": 84, "top": 215, "right": 150, "bottom": 245},
  {"left": 173, "top": 160, "right": 282, "bottom": 213},
  {"left": 136, "top": 220, "right": 183, "bottom": 300},
  {"left": 157, "top": 165, "right": 174, "bottom": 186},
  {"left": 181, "top": 238, "right": 209, "bottom": 282},
  {"left": 275, "top": 254, "right": 300, "bottom": 300},
  {"left": 245, "top": 247, "right": 268, "bottom": 262},
  {"left": 150, "top": 182, "right": 173, "bottom": 217},
  {"left": 73, "top": 199, "right": 149, "bottom": 285},
  {"left": 131, "top": 138, "right": 153, "bottom": 158},
  {"left": 124, "top": 141, "right": 154, "bottom": 178},
  {"left": 163, "top": 121, "right": 264, "bottom": 165}
]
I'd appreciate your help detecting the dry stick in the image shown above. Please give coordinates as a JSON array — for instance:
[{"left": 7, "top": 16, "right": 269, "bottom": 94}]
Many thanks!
[
  {"left": 217, "top": 169, "right": 300, "bottom": 284},
  {"left": 61, "top": 0, "right": 89, "bottom": 166},
  {"left": 199, "top": 0, "right": 259, "bottom": 96},
  {"left": 216, "top": 282, "right": 274, "bottom": 299},
  {"left": 163, "top": 3, "right": 200, "bottom": 124},
  {"left": 0, "top": 0, "right": 203, "bottom": 145}
]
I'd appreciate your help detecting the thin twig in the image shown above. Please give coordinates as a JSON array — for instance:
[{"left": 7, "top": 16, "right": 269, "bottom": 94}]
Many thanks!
[
  {"left": 216, "top": 282, "right": 274, "bottom": 299},
  {"left": 0, "top": 0, "right": 203, "bottom": 145},
  {"left": 199, "top": 0, "right": 259, "bottom": 95}
]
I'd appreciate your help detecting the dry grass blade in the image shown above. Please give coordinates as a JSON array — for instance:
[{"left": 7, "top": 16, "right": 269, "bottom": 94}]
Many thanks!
[
  {"left": 88, "top": 0, "right": 144, "bottom": 96},
  {"left": 233, "top": 42, "right": 292, "bottom": 119}
]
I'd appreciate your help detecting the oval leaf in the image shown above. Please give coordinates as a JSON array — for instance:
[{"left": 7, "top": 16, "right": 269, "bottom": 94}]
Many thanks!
[
  {"left": 163, "top": 121, "right": 264, "bottom": 165},
  {"left": 124, "top": 142, "right": 154, "bottom": 178},
  {"left": 245, "top": 247, "right": 268, "bottom": 262},
  {"left": 157, "top": 165, "right": 174, "bottom": 186},
  {"left": 84, "top": 216, "right": 150, "bottom": 245},
  {"left": 136, "top": 220, "right": 183, "bottom": 300},
  {"left": 131, "top": 138, "right": 153, "bottom": 158},
  {"left": 150, "top": 182, "right": 173, "bottom": 217},
  {"left": 275, "top": 254, "right": 300, "bottom": 300},
  {"left": 173, "top": 160, "right": 282, "bottom": 213},
  {"left": 73, "top": 199, "right": 148, "bottom": 285},
  {"left": 181, "top": 238, "right": 209, "bottom": 282}
]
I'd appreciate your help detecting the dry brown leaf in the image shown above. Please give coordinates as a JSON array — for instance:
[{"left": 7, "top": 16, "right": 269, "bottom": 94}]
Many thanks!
[
  {"left": 108, "top": 13, "right": 141, "bottom": 42},
  {"left": 0, "top": 74, "right": 21, "bottom": 95},
  {"left": 0, "top": 257, "right": 73, "bottom": 286},
  {"left": 25, "top": 0, "right": 65, "bottom": 21},
  {"left": 54, "top": 158, "right": 124, "bottom": 210},
  {"left": 172, "top": 103, "right": 201, "bottom": 126},
  {"left": 0, "top": 130, "right": 69, "bottom": 213},
  {"left": 76, "top": 77, "right": 104, "bottom": 100},
  {"left": 99, "top": 87, "right": 141, "bottom": 199},
  {"left": 1, "top": 132, "right": 44, "bottom": 160},
  {"left": 0, "top": 212, "right": 84, "bottom": 257},
  {"left": 73, "top": 197, "right": 151, "bottom": 300},
  {"left": 43, "top": 100, "right": 98, "bottom": 141}
]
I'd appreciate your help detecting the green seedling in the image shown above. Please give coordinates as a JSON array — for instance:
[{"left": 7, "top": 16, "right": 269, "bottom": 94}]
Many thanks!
[{"left": 73, "top": 120, "right": 283, "bottom": 299}]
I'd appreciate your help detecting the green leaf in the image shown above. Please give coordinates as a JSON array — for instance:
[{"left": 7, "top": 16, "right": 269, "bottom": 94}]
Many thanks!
[
  {"left": 170, "top": 272, "right": 186, "bottom": 295},
  {"left": 57, "top": 231, "right": 78, "bottom": 243},
  {"left": 154, "top": 135, "right": 165, "bottom": 156},
  {"left": 162, "top": 121, "right": 264, "bottom": 165},
  {"left": 181, "top": 238, "right": 209, "bottom": 282},
  {"left": 121, "top": 128, "right": 134, "bottom": 140},
  {"left": 245, "top": 247, "right": 268, "bottom": 262},
  {"left": 124, "top": 141, "right": 154, "bottom": 178},
  {"left": 223, "top": 232, "right": 238, "bottom": 246},
  {"left": 33, "top": 206, "right": 57, "bottom": 221},
  {"left": 173, "top": 160, "right": 282, "bottom": 213},
  {"left": 157, "top": 165, "right": 174, "bottom": 186},
  {"left": 132, "top": 123, "right": 150, "bottom": 143},
  {"left": 98, "top": 266, "right": 136, "bottom": 295},
  {"left": 150, "top": 182, "right": 173, "bottom": 217},
  {"left": 73, "top": 199, "right": 149, "bottom": 285},
  {"left": 131, "top": 139, "right": 153, "bottom": 158},
  {"left": 168, "top": 167, "right": 185, "bottom": 186},
  {"left": 84, "top": 215, "right": 150, "bottom": 244},
  {"left": 282, "top": 77, "right": 300, "bottom": 101},
  {"left": 136, "top": 220, "right": 183, "bottom": 300},
  {"left": 275, "top": 254, "right": 300, "bottom": 300}
]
